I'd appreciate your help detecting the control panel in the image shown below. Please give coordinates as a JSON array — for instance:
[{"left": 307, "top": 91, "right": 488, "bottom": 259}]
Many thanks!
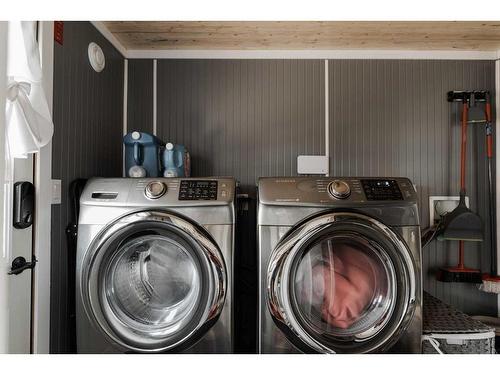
[
  {"left": 179, "top": 180, "right": 218, "bottom": 200},
  {"left": 82, "top": 178, "right": 235, "bottom": 207},
  {"left": 258, "top": 177, "right": 417, "bottom": 206},
  {"left": 361, "top": 179, "right": 403, "bottom": 201}
]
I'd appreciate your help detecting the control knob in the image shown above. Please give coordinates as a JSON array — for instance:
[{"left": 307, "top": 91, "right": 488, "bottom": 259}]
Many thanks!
[
  {"left": 145, "top": 181, "right": 167, "bottom": 199},
  {"left": 328, "top": 180, "right": 351, "bottom": 199}
]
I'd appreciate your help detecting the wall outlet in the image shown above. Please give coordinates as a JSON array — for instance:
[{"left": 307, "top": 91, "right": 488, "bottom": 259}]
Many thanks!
[{"left": 429, "top": 195, "right": 470, "bottom": 226}]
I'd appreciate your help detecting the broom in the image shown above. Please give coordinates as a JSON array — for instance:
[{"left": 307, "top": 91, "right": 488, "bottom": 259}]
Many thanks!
[
  {"left": 480, "top": 93, "right": 500, "bottom": 293},
  {"left": 437, "top": 98, "right": 483, "bottom": 283}
]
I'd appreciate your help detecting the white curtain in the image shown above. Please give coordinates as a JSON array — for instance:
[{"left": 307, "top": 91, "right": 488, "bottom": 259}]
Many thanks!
[{"left": 5, "top": 21, "right": 53, "bottom": 159}]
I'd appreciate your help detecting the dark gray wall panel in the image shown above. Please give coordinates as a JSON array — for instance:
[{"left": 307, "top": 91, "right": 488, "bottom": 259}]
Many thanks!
[
  {"left": 329, "top": 59, "right": 496, "bottom": 315},
  {"left": 156, "top": 58, "right": 496, "bottom": 320},
  {"left": 156, "top": 60, "right": 325, "bottom": 188},
  {"left": 156, "top": 59, "right": 325, "bottom": 352},
  {"left": 127, "top": 59, "right": 153, "bottom": 133},
  {"left": 51, "top": 21, "right": 124, "bottom": 353}
]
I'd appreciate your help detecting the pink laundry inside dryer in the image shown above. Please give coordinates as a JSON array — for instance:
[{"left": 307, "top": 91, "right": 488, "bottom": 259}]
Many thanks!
[{"left": 297, "top": 242, "right": 384, "bottom": 330}]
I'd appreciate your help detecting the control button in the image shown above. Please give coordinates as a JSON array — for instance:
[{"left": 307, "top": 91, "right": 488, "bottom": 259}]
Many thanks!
[
  {"left": 145, "top": 181, "right": 167, "bottom": 199},
  {"left": 328, "top": 180, "right": 351, "bottom": 199},
  {"left": 179, "top": 180, "right": 218, "bottom": 200},
  {"left": 221, "top": 190, "right": 227, "bottom": 197}
]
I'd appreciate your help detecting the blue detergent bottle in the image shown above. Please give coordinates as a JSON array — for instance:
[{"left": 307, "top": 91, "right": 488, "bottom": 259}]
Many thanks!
[
  {"left": 163, "top": 143, "right": 191, "bottom": 177},
  {"left": 123, "top": 131, "right": 164, "bottom": 177}
]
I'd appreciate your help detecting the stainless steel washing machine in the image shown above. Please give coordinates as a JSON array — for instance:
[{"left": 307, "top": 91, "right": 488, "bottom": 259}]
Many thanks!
[
  {"left": 258, "top": 177, "right": 422, "bottom": 354},
  {"left": 76, "top": 177, "right": 235, "bottom": 353}
]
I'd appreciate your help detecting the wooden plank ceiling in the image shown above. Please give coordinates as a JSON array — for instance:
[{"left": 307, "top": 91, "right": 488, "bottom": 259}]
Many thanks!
[{"left": 103, "top": 21, "right": 500, "bottom": 50}]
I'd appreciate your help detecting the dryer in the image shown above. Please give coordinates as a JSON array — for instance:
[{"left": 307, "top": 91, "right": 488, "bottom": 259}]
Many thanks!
[
  {"left": 258, "top": 177, "right": 422, "bottom": 353},
  {"left": 76, "top": 177, "right": 235, "bottom": 353}
]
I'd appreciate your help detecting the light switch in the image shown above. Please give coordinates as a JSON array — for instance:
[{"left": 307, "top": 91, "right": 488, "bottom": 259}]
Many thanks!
[{"left": 51, "top": 179, "right": 61, "bottom": 205}]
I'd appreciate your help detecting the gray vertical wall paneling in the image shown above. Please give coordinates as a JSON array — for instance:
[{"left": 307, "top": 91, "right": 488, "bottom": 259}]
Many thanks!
[
  {"left": 329, "top": 59, "right": 496, "bottom": 315},
  {"left": 155, "top": 59, "right": 325, "bottom": 352},
  {"left": 153, "top": 58, "right": 496, "bottom": 316},
  {"left": 127, "top": 59, "right": 154, "bottom": 134},
  {"left": 156, "top": 59, "right": 325, "bottom": 190},
  {"left": 51, "top": 21, "right": 124, "bottom": 353}
]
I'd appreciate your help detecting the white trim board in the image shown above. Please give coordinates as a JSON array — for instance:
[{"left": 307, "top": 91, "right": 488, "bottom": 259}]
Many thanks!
[
  {"left": 122, "top": 58, "right": 128, "bottom": 177},
  {"left": 125, "top": 49, "right": 498, "bottom": 60},
  {"left": 32, "top": 21, "right": 53, "bottom": 354},
  {"left": 495, "top": 58, "right": 500, "bottom": 317},
  {"left": 324, "top": 59, "right": 329, "bottom": 176},
  {"left": 152, "top": 59, "right": 157, "bottom": 135},
  {"left": 90, "top": 21, "right": 127, "bottom": 57}
]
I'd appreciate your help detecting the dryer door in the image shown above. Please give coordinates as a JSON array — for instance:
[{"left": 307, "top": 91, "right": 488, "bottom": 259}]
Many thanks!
[
  {"left": 80, "top": 210, "right": 226, "bottom": 353},
  {"left": 268, "top": 211, "right": 416, "bottom": 353}
]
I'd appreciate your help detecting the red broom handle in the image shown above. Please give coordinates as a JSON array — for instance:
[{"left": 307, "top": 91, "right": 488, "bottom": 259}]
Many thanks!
[
  {"left": 457, "top": 102, "right": 469, "bottom": 271},
  {"left": 458, "top": 241, "right": 465, "bottom": 270},
  {"left": 460, "top": 102, "right": 468, "bottom": 191},
  {"left": 485, "top": 96, "right": 492, "bottom": 122}
]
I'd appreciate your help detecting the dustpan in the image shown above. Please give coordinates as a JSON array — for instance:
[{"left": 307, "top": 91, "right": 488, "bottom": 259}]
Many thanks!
[
  {"left": 439, "top": 98, "right": 483, "bottom": 243},
  {"left": 439, "top": 190, "right": 483, "bottom": 242}
]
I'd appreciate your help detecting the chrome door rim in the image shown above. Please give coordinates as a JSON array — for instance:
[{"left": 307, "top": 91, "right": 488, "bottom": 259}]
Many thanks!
[
  {"left": 267, "top": 211, "right": 416, "bottom": 354},
  {"left": 81, "top": 210, "right": 226, "bottom": 353}
]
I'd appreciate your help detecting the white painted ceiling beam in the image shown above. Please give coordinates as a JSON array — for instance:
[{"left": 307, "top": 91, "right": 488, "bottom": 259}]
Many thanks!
[{"left": 126, "top": 49, "right": 498, "bottom": 60}]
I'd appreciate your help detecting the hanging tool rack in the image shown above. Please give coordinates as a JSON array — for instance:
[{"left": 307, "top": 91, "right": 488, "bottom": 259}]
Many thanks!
[
  {"left": 435, "top": 90, "right": 494, "bottom": 284},
  {"left": 447, "top": 90, "right": 489, "bottom": 104}
]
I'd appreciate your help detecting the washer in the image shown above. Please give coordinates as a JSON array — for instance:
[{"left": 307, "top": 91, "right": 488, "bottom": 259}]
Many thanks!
[
  {"left": 258, "top": 177, "right": 422, "bottom": 353},
  {"left": 76, "top": 177, "right": 235, "bottom": 353}
]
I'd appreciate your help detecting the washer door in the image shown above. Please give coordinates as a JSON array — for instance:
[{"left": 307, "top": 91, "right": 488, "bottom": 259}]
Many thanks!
[
  {"left": 268, "top": 211, "right": 416, "bottom": 353},
  {"left": 81, "top": 210, "right": 226, "bottom": 353}
]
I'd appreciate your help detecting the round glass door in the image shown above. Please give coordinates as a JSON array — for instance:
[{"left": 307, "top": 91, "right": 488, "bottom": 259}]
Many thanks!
[
  {"left": 81, "top": 211, "right": 226, "bottom": 353},
  {"left": 103, "top": 234, "right": 202, "bottom": 338},
  {"left": 293, "top": 236, "right": 395, "bottom": 338},
  {"left": 268, "top": 212, "right": 416, "bottom": 353}
]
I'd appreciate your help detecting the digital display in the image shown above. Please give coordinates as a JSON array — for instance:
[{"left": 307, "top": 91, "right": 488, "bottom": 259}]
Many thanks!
[
  {"left": 179, "top": 180, "right": 218, "bottom": 200},
  {"left": 361, "top": 179, "right": 403, "bottom": 201}
]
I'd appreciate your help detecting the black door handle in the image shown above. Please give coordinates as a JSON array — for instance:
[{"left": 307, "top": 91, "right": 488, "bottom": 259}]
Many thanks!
[
  {"left": 13, "top": 182, "right": 35, "bottom": 229},
  {"left": 8, "top": 256, "right": 37, "bottom": 275}
]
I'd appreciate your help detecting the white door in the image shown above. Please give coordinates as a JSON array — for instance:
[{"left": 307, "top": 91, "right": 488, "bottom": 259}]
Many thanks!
[
  {"left": 8, "top": 157, "right": 34, "bottom": 353},
  {"left": 0, "top": 21, "right": 31, "bottom": 355},
  {"left": 0, "top": 21, "right": 52, "bottom": 354},
  {"left": 0, "top": 20, "right": 10, "bottom": 354},
  {"left": 2, "top": 20, "right": 35, "bottom": 352}
]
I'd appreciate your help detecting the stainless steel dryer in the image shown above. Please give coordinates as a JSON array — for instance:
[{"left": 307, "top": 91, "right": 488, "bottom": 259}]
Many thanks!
[
  {"left": 76, "top": 177, "right": 235, "bottom": 353},
  {"left": 258, "top": 177, "right": 422, "bottom": 354}
]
